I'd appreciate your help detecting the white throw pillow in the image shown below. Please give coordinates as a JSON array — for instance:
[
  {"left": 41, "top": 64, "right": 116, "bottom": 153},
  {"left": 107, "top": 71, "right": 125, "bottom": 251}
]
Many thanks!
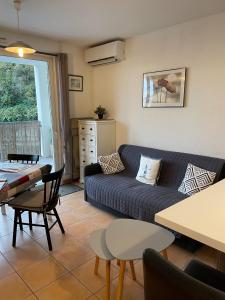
[
  {"left": 136, "top": 155, "right": 161, "bottom": 185},
  {"left": 178, "top": 163, "right": 216, "bottom": 196},
  {"left": 98, "top": 152, "right": 125, "bottom": 175}
]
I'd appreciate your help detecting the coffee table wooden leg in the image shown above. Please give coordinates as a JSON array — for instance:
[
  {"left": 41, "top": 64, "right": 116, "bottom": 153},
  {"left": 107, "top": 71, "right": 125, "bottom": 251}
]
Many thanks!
[
  {"left": 129, "top": 260, "right": 136, "bottom": 281},
  {"left": 116, "top": 260, "right": 126, "bottom": 300},
  {"left": 105, "top": 260, "right": 111, "bottom": 300},
  {"left": 94, "top": 256, "right": 100, "bottom": 275},
  {"left": 162, "top": 249, "right": 168, "bottom": 260},
  {"left": 117, "top": 259, "right": 120, "bottom": 266}
]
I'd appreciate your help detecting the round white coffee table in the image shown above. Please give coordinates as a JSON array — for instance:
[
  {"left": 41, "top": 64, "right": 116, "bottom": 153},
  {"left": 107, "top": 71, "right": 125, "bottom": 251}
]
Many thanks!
[{"left": 105, "top": 219, "right": 175, "bottom": 300}]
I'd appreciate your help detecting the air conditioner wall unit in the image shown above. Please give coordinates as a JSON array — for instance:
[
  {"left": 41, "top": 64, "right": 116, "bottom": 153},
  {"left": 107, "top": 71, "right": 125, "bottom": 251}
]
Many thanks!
[{"left": 84, "top": 41, "right": 125, "bottom": 66}]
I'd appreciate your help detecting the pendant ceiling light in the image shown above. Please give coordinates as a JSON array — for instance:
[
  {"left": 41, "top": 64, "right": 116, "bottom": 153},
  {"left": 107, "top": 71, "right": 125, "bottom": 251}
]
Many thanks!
[{"left": 5, "top": 0, "right": 36, "bottom": 57}]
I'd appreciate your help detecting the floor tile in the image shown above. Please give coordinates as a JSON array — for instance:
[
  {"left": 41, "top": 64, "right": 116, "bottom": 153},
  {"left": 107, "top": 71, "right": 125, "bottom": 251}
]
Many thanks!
[
  {"left": 0, "top": 253, "right": 15, "bottom": 279},
  {"left": 89, "top": 211, "right": 116, "bottom": 227},
  {"left": 20, "top": 211, "right": 43, "bottom": 225},
  {"left": 72, "top": 257, "right": 118, "bottom": 293},
  {"left": 36, "top": 230, "right": 72, "bottom": 252},
  {"left": 36, "top": 273, "right": 91, "bottom": 300},
  {"left": 0, "top": 217, "right": 14, "bottom": 237},
  {"left": 60, "top": 192, "right": 88, "bottom": 209},
  {"left": 0, "top": 191, "right": 219, "bottom": 300},
  {"left": 72, "top": 204, "right": 100, "bottom": 220},
  {"left": 194, "top": 246, "right": 216, "bottom": 268},
  {"left": 96, "top": 275, "right": 144, "bottom": 300},
  {"left": 0, "top": 231, "right": 31, "bottom": 253},
  {"left": 52, "top": 238, "right": 95, "bottom": 270},
  {"left": 23, "top": 223, "right": 60, "bottom": 240},
  {"left": 167, "top": 244, "right": 192, "bottom": 269},
  {"left": 87, "top": 296, "right": 99, "bottom": 300},
  {"left": 0, "top": 273, "right": 32, "bottom": 300},
  {"left": 4, "top": 239, "right": 48, "bottom": 271},
  {"left": 59, "top": 210, "right": 87, "bottom": 226},
  {"left": 57, "top": 202, "right": 74, "bottom": 214},
  {"left": 18, "top": 256, "right": 67, "bottom": 292},
  {"left": 24, "top": 295, "right": 38, "bottom": 300},
  {"left": 122, "top": 260, "right": 144, "bottom": 286},
  {"left": 66, "top": 219, "right": 99, "bottom": 240}
]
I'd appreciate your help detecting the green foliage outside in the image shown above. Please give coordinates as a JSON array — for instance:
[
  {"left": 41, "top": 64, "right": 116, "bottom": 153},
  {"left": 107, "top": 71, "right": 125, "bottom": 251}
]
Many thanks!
[{"left": 0, "top": 62, "right": 38, "bottom": 122}]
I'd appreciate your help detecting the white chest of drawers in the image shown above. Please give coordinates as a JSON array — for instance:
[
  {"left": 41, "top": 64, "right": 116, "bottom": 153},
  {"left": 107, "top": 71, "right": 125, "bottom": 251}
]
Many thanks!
[{"left": 78, "top": 119, "right": 116, "bottom": 183}]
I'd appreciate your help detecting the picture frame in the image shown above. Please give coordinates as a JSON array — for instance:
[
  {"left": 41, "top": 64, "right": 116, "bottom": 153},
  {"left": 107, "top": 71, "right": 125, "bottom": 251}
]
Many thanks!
[
  {"left": 68, "top": 75, "right": 83, "bottom": 92},
  {"left": 142, "top": 67, "right": 186, "bottom": 108}
]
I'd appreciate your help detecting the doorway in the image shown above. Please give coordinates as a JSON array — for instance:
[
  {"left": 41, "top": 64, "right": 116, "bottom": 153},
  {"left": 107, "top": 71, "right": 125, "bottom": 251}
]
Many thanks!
[{"left": 0, "top": 55, "right": 54, "bottom": 167}]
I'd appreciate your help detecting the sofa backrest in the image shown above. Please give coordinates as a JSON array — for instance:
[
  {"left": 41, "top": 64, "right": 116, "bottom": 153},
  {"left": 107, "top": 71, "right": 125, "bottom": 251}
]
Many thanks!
[{"left": 118, "top": 144, "right": 225, "bottom": 189}]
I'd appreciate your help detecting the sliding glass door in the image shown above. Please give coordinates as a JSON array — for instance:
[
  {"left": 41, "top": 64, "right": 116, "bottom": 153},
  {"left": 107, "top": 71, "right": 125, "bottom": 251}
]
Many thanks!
[{"left": 0, "top": 50, "right": 63, "bottom": 170}]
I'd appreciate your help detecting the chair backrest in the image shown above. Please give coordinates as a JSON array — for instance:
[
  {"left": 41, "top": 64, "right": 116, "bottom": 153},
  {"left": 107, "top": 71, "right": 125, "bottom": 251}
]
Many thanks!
[
  {"left": 42, "top": 165, "right": 65, "bottom": 211},
  {"left": 143, "top": 249, "right": 225, "bottom": 300},
  {"left": 8, "top": 154, "right": 40, "bottom": 164}
]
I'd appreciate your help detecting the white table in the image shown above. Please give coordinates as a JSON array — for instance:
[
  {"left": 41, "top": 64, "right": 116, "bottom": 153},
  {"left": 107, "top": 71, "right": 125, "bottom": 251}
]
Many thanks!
[
  {"left": 106, "top": 219, "right": 175, "bottom": 300},
  {"left": 155, "top": 179, "right": 225, "bottom": 271}
]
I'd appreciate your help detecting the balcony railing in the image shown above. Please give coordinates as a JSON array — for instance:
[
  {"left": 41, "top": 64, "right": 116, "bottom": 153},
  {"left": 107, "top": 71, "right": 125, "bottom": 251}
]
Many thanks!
[{"left": 0, "top": 121, "right": 41, "bottom": 161}]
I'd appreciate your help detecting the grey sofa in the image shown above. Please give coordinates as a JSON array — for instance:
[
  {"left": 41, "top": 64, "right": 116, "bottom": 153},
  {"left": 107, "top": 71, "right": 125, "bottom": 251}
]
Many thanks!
[{"left": 84, "top": 144, "right": 225, "bottom": 223}]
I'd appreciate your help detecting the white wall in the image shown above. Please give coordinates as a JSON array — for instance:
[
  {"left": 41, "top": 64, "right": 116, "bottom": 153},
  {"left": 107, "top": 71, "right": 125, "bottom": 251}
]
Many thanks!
[{"left": 92, "top": 12, "right": 225, "bottom": 159}]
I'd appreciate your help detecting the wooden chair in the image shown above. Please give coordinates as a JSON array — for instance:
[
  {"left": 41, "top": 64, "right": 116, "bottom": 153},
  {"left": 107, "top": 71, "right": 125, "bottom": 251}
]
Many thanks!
[
  {"left": 8, "top": 153, "right": 39, "bottom": 164},
  {"left": 143, "top": 248, "right": 225, "bottom": 300},
  {"left": 8, "top": 165, "right": 65, "bottom": 251}
]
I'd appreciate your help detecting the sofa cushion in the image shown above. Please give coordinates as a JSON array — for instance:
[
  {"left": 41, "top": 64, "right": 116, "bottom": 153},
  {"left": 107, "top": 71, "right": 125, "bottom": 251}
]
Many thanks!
[
  {"left": 85, "top": 172, "right": 186, "bottom": 222},
  {"left": 178, "top": 163, "right": 216, "bottom": 196},
  {"left": 98, "top": 152, "right": 125, "bottom": 175},
  {"left": 118, "top": 145, "right": 225, "bottom": 189},
  {"left": 136, "top": 155, "right": 161, "bottom": 185}
]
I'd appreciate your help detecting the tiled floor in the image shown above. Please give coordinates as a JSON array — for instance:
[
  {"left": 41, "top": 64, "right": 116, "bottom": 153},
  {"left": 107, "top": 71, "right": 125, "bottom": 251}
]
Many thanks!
[{"left": 0, "top": 191, "right": 217, "bottom": 300}]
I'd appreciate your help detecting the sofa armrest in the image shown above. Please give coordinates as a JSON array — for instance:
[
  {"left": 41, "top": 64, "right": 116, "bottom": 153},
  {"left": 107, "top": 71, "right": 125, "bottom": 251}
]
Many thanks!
[{"left": 84, "top": 163, "right": 102, "bottom": 177}]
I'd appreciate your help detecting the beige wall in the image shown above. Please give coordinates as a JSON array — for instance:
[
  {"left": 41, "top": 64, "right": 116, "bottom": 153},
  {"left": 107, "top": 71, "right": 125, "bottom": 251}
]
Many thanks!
[
  {"left": 92, "top": 12, "right": 225, "bottom": 159},
  {"left": 59, "top": 43, "right": 93, "bottom": 118}
]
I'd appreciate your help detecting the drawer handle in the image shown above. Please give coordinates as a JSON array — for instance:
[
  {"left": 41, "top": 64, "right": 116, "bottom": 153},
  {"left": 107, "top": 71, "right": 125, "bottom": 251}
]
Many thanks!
[
  {"left": 83, "top": 160, "right": 85, "bottom": 163},
  {"left": 90, "top": 128, "right": 93, "bottom": 131},
  {"left": 82, "top": 138, "right": 85, "bottom": 141},
  {"left": 82, "top": 149, "right": 85, "bottom": 151},
  {"left": 82, "top": 127, "right": 85, "bottom": 130},
  {"left": 90, "top": 150, "right": 93, "bottom": 153},
  {"left": 90, "top": 139, "right": 93, "bottom": 142}
]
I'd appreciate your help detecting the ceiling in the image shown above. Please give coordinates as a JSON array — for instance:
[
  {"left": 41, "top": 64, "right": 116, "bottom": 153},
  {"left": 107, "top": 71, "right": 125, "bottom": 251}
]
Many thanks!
[{"left": 1, "top": 0, "right": 225, "bottom": 46}]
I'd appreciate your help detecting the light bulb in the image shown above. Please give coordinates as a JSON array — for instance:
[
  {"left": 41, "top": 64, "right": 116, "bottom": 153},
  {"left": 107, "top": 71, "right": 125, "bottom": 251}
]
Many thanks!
[{"left": 18, "top": 48, "right": 24, "bottom": 57}]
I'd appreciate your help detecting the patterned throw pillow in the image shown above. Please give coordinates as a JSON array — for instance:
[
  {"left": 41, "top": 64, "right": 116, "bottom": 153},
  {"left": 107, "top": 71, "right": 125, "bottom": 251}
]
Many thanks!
[
  {"left": 98, "top": 152, "right": 125, "bottom": 175},
  {"left": 136, "top": 155, "right": 161, "bottom": 185},
  {"left": 178, "top": 163, "right": 216, "bottom": 196}
]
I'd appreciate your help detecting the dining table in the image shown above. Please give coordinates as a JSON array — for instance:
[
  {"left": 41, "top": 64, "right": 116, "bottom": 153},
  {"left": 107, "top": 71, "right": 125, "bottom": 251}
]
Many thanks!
[
  {"left": 0, "top": 162, "right": 50, "bottom": 215},
  {"left": 155, "top": 179, "right": 225, "bottom": 272}
]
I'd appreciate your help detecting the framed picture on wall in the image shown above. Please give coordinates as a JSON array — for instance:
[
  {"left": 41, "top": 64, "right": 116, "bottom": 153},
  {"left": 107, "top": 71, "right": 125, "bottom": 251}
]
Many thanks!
[
  {"left": 142, "top": 67, "right": 186, "bottom": 107},
  {"left": 69, "top": 75, "right": 83, "bottom": 92}
]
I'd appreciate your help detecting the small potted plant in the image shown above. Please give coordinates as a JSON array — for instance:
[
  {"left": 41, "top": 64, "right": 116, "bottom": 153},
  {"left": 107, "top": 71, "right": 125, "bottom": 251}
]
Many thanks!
[{"left": 94, "top": 105, "right": 106, "bottom": 120}]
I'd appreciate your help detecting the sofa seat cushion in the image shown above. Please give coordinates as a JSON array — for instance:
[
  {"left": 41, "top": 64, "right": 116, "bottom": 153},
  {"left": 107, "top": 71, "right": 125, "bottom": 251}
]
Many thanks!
[{"left": 85, "top": 172, "right": 187, "bottom": 222}]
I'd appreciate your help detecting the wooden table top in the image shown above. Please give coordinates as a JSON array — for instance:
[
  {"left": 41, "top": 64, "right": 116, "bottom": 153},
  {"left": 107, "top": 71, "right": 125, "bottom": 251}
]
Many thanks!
[{"left": 155, "top": 179, "right": 225, "bottom": 253}]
